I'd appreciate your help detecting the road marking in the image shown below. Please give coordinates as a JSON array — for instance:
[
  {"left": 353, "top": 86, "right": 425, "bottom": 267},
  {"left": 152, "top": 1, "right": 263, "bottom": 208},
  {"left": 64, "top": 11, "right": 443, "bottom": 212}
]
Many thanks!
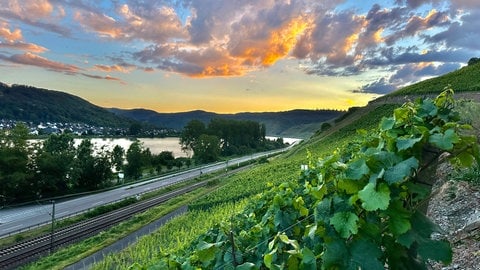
[{"left": 57, "top": 211, "right": 70, "bottom": 216}]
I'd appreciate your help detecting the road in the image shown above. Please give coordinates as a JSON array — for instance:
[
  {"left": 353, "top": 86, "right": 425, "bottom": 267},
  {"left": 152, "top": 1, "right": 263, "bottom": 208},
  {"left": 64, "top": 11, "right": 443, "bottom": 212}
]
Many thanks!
[{"left": 0, "top": 144, "right": 298, "bottom": 238}]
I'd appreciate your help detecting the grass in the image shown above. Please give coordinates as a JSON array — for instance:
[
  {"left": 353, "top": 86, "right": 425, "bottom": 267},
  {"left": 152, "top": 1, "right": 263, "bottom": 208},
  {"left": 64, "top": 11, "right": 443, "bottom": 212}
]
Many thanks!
[
  {"left": 454, "top": 167, "right": 480, "bottom": 186},
  {"left": 91, "top": 200, "right": 249, "bottom": 269}
]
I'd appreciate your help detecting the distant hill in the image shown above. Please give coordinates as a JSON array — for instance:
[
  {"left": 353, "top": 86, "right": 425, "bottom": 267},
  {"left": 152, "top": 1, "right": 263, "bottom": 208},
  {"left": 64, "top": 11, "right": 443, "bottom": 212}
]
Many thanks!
[
  {"left": 0, "top": 82, "right": 343, "bottom": 138},
  {"left": 0, "top": 83, "right": 134, "bottom": 127},
  {"left": 108, "top": 108, "right": 344, "bottom": 138}
]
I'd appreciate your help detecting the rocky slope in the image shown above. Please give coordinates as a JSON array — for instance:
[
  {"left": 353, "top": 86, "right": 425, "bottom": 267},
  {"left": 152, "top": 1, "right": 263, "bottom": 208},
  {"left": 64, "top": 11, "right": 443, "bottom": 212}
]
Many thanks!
[{"left": 427, "top": 158, "right": 480, "bottom": 269}]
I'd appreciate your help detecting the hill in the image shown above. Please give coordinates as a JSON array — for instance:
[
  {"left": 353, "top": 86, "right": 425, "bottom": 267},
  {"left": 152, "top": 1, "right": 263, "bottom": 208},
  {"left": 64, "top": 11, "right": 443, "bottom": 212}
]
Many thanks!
[
  {"left": 108, "top": 108, "right": 344, "bottom": 138},
  {"left": 0, "top": 83, "right": 134, "bottom": 128},
  {"left": 384, "top": 62, "right": 480, "bottom": 98},
  {"left": 0, "top": 82, "right": 343, "bottom": 138}
]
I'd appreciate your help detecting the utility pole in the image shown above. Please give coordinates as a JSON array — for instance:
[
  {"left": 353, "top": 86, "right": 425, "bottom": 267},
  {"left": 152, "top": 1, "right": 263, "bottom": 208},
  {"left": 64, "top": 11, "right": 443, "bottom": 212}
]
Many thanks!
[{"left": 50, "top": 200, "right": 55, "bottom": 254}]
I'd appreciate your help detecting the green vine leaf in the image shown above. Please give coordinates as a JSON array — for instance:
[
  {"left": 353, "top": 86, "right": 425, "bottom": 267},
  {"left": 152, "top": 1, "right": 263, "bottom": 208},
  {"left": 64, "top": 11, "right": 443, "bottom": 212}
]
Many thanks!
[
  {"left": 314, "top": 198, "right": 331, "bottom": 224},
  {"left": 418, "top": 99, "right": 438, "bottom": 117},
  {"left": 330, "top": 211, "right": 359, "bottom": 238},
  {"left": 300, "top": 247, "right": 317, "bottom": 270},
  {"left": 428, "top": 128, "right": 460, "bottom": 150},
  {"left": 417, "top": 239, "right": 452, "bottom": 264},
  {"left": 196, "top": 241, "right": 223, "bottom": 263},
  {"left": 384, "top": 157, "right": 419, "bottom": 184},
  {"left": 322, "top": 238, "right": 347, "bottom": 269},
  {"left": 396, "top": 135, "right": 423, "bottom": 151},
  {"left": 345, "top": 158, "right": 369, "bottom": 180},
  {"left": 358, "top": 182, "right": 391, "bottom": 211},
  {"left": 380, "top": 117, "right": 395, "bottom": 131},
  {"left": 349, "top": 238, "right": 384, "bottom": 270},
  {"left": 386, "top": 201, "right": 411, "bottom": 236}
]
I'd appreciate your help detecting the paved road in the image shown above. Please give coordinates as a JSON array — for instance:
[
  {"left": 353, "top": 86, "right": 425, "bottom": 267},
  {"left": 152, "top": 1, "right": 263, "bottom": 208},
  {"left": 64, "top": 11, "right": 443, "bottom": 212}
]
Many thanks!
[{"left": 0, "top": 145, "right": 296, "bottom": 238}]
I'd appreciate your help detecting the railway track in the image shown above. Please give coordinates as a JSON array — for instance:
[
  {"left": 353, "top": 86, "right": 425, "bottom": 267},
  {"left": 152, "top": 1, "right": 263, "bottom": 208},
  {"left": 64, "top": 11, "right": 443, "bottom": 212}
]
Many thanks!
[{"left": 0, "top": 181, "right": 208, "bottom": 270}]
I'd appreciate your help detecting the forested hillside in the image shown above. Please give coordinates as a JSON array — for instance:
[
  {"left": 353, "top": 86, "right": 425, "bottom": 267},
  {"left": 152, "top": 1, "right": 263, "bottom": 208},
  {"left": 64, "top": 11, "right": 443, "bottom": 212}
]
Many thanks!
[
  {"left": 0, "top": 83, "right": 134, "bottom": 127},
  {"left": 0, "top": 81, "right": 342, "bottom": 138}
]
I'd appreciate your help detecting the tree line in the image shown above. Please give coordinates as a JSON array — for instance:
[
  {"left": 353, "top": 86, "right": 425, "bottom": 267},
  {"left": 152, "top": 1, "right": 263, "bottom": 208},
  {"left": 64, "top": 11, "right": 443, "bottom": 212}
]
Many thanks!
[
  {"left": 1, "top": 118, "right": 285, "bottom": 204},
  {"left": 0, "top": 124, "right": 187, "bottom": 205},
  {"left": 180, "top": 118, "right": 285, "bottom": 163}
]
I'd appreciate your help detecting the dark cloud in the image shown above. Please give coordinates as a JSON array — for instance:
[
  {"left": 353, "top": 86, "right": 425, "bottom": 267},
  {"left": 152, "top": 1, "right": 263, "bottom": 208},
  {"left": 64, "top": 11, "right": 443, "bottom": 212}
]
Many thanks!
[
  {"left": 354, "top": 77, "right": 396, "bottom": 95},
  {"left": 390, "top": 62, "right": 460, "bottom": 86},
  {"left": 355, "top": 61, "right": 460, "bottom": 95},
  {"left": 426, "top": 10, "right": 480, "bottom": 51},
  {"left": 394, "top": 0, "right": 442, "bottom": 9},
  {"left": 362, "top": 48, "right": 472, "bottom": 67},
  {"left": 81, "top": 73, "right": 124, "bottom": 83},
  {"left": 385, "top": 10, "right": 450, "bottom": 45}
]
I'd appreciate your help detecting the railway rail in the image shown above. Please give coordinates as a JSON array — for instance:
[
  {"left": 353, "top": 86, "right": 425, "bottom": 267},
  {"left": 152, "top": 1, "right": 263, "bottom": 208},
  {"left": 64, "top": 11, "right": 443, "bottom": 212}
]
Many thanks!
[{"left": 0, "top": 181, "right": 208, "bottom": 270}]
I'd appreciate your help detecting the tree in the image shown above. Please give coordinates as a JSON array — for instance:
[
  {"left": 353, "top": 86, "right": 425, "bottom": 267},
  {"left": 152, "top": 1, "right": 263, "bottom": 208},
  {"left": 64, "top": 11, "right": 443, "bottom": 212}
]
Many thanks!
[
  {"left": 71, "top": 140, "right": 112, "bottom": 191},
  {"left": 111, "top": 145, "right": 125, "bottom": 172},
  {"left": 180, "top": 120, "right": 206, "bottom": 153},
  {"left": 0, "top": 123, "right": 35, "bottom": 202},
  {"left": 129, "top": 122, "right": 142, "bottom": 136},
  {"left": 468, "top": 57, "right": 480, "bottom": 66},
  {"left": 72, "top": 139, "right": 95, "bottom": 190},
  {"left": 35, "top": 133, "right": 76, "bottom": 197},
  {"left": 125, "top": 140, "right": 144, "bottom": 179},
  {"left": 193, "top": 134, "right": 221, "bottom": 163}
]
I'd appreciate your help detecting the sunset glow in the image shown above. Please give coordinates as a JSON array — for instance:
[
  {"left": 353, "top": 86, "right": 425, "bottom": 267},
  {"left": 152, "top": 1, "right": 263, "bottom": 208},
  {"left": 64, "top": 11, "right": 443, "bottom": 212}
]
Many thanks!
[{"left": 0, "top": 0, "right": 478, "bottom": 113}]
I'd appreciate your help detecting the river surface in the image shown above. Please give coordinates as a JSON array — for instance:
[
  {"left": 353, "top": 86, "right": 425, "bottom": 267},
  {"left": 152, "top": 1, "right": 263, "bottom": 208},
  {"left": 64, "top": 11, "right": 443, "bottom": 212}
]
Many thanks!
[
  {"left": 30, "top": 136, "right": 299, "bottom": 158},
  {"left": 78, "top": 137, "right": 190, "bottom": 157}
]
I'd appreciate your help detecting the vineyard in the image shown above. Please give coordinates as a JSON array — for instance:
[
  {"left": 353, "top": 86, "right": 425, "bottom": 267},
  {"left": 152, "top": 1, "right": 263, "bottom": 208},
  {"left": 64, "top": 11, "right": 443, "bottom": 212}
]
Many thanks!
[{"left": 81, "top": 87, "right": 480, "bottom": 269}]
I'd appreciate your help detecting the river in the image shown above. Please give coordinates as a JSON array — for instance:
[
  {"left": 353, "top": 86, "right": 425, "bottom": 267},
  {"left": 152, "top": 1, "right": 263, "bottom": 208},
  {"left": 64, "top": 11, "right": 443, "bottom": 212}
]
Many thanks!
[
  {"left": 77, "top": 137, "right": 191, "bottom": 157},
  {"left": 30, "top": 136, "right": 299, "bottom": 158}
]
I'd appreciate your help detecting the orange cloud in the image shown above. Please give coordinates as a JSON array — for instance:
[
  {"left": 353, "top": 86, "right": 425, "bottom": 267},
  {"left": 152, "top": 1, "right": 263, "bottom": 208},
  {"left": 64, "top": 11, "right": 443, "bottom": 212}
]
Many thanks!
[
  {"left": 0, "top": 22, "right": 22, "bottom": 41},
  {"left": 93, "top": 64, "right": 133, "bottom": 73},
  {"left": 74, "top": 4, "right": 185, "bottom": 43},
  {"left": 0, "top": 41, "right": 48, "bottom": 53},
  {"left": 5, "top": 0, "right": 54, "bottom": 19},
  {"left": 75, "top": 12, "right": 123, "bottom": 38},
  {"left": 0, "top": 52, "right": 79, "bottom": 73},
  {"left": 262, "top": 17, "right": 309, "bottom": 66}
]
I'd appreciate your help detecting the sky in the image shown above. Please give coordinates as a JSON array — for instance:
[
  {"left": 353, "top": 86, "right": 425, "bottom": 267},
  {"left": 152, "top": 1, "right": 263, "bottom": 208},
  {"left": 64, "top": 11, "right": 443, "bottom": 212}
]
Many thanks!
[{"left": 0, "top": 0, "right": 479, "bottom": 113}]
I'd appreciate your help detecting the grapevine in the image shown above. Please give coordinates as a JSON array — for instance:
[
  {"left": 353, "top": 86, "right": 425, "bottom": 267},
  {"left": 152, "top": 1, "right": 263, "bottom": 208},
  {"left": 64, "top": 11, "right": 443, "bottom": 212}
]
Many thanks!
[{"left": 150, "top": 88, "right": 479, "bottom": 270}]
